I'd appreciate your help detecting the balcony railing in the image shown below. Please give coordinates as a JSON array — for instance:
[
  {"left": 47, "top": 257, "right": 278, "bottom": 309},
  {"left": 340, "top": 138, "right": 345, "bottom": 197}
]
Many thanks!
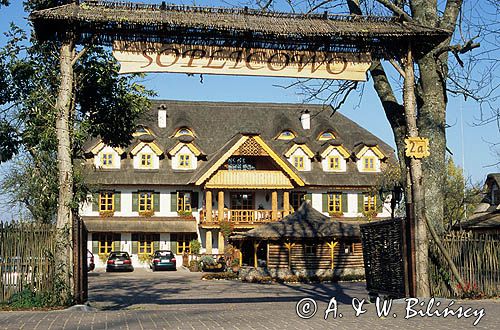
[{"left": 200, "top": 209, "right": 286, "bottom": 225}]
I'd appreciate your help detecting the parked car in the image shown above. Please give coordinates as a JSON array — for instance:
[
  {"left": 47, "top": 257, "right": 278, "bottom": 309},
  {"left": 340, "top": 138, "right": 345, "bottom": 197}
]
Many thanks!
[
  {"left": 105, "top": 251, "right": 134, "bottom": 272},
  {"left": 150, "top": 250, "right": 176, "bottom": 271},
  {"left": 87, "top": 250, "right": 95, "bottom": 272},
  {"left": 0, "top": 257, "right": 33, "bottom": 287}
]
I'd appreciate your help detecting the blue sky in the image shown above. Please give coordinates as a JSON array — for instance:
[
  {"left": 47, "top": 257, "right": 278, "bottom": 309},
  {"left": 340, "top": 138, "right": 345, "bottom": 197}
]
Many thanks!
[{"left": 0, "top": 1, "right": 498, "bottom": 218}]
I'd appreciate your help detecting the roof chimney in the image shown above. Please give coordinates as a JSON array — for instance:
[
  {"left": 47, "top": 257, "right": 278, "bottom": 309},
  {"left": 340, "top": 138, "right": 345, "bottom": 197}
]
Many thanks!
[
  {"left": 300, "top": 110, "right": 310, "bottom": 130},
  {"left": 158, "top": 104, "right": 167, "bottom": 128}
]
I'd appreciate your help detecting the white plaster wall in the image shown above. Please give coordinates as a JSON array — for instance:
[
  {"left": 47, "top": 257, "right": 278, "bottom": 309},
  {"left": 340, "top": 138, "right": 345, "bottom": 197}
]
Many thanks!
[
  {"left": 133, "top": 145, "right": 160, "bottom": 169},
  {"left": 321, "top": 148, "right": 347, "bottom": 172},
  {"left": 356, "top": 149, "right": 381, "bottom": 172},
  {"left": 80, "top": 186, "right": 202, "bottom": 219},
  {"left": 94, "top": 146, "right": 120, "bottom": 169},
  {"left": 160, "top": 233, "right": 171, "bottom": 250},
  {"left": 311, "top": 192, "right": 323, "bottom": 212},
  {"left": 287, "top": 147, "right": 311, "bottom": 171},
  {"left": 171, "top": 146, "right": 197, "bottom": 170}
]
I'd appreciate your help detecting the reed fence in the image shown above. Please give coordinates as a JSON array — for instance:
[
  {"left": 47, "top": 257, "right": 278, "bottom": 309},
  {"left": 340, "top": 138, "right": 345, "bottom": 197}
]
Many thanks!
[
  {"left": 0, "top": 221, "right": 57, "bottom": 303},
  {"left": 429, "top": 231, "right": 500, "bottom": 298}
]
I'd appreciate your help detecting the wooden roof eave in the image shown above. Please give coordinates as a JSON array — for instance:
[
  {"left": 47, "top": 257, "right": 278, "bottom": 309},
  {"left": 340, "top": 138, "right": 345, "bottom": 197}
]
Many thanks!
[{"left": 29, "top": 2, "right": 451, "bottom": 58}]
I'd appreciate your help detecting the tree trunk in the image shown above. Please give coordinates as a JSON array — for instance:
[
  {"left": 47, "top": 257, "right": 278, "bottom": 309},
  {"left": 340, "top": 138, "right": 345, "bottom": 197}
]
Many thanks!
[
  {"left": 55, "top": 39, "right": 75, "bottom": 303},
  {"left": 403, "top": 47, "right": 430, "bottom": 297}
]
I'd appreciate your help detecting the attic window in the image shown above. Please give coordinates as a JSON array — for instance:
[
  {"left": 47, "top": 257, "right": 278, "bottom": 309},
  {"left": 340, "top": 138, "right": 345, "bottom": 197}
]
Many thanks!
[
  {"left": 174, "top": 127, "right": 194, "bottom": 137},
  {"left": 277, "top": 130, "right": 295, "bottom": 140},
  {"left": 318, "top": 131, "right": 335, "bottom": 141},
  {"left": 133, "top": 126, "right": 153, "bottom": 137}
]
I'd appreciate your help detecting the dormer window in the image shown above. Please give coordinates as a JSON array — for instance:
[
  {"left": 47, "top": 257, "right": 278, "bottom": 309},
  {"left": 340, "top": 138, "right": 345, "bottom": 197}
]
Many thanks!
[
  {"left": 293, "top": 155, "right": 305, "bottom": 170},
  {"left": 174, "top": 127, "right": 194, "bottom": 138},
  {"left": 318, "top": 131, "right": 335, "bottom": 141},
  {"left": 277, "top": 130, "right": 296, "bottom": 140},
  {"left": 133, "top": 125, "right": 153, "bottom": 137},
  {"left": 101, "top": 153, "right": 113, "bottom": 168},
  {"left": 328, "top": 156, "right": 341, "bottom": 170},
  {"left": 355, "top": 145, "right": 385, "bottom": 173},
  {"left": 178, "top": 154, "right": 191, "bottom": 168},
  {"left": 140, "top": 154, "right": 153, "bottom": 168},
  {"left": 362, "top": 156, "right": 376, "bottom": 171}
]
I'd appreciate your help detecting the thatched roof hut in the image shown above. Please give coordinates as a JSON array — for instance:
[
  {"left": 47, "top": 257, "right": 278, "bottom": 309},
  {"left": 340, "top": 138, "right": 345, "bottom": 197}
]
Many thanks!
[
  {"left": 235, "top": 201, "right": 362, "bottom": 240},
  {"left": 231, "top": 202, "right": 366, "bottom": 274}
]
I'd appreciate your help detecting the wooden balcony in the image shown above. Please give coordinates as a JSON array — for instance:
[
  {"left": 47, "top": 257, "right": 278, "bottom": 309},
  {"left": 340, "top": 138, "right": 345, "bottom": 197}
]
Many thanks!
[
  {"left": 205, "top": 170, "right": 293, "bottom": 189},
  {"left": 200, "top": 209, "right": 285, "bottom": 226}
]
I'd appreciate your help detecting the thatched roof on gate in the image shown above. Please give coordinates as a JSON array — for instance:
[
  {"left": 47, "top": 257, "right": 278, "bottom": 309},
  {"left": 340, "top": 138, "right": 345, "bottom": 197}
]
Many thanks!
[
  {"left": 233, "top": 201, "right": 362, "bottom": 240},
  {"left": 30, "top": 1, "right": 450, "bottom": 58}
]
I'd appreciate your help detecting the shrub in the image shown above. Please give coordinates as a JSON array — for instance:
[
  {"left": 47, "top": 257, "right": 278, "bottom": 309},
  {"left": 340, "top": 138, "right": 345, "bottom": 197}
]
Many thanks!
[
  {"left": 200, "top": 255, "right": 216, "bottom": 266},
  {"left": 190, "top": 240, "right": 201, "bottom": 255},
  {"left": 201, "top": 272, "right": 238, "bottom": 280},
  {"left": 189, "top": 260, "right": 201, "bottom": 272},
  {"left": 8, "top": 289, "right": 55, "bottom": 309}
]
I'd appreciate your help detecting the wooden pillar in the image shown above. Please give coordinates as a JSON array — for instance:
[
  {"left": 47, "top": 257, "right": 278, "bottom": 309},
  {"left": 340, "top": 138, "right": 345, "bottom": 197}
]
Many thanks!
[
  {"left": 218, "top": 231, "right": 225, "bottom": 254},
  {"left": 206, "top": 190, "right": 212, "bottom": 222},
  {"left": 327, "top": 241, "right": 338, "bottom": 270},
  {"left": 283, "top": 191, "right": 290, "bottom": 216},
  {"left": 284, "top": 242, "right": 296, "bottom": 270},
  {"left": 253, "top": 241, "right": 261, "bottom": 268},
  {"left": 218, "top": 190, "right": 224, "bottom": 222},
  {"left": 205, "top": 230, "right": 212, "bottom": 254},
  {"left": 271, "top": 190, "right": 278, "bottom": 220}
]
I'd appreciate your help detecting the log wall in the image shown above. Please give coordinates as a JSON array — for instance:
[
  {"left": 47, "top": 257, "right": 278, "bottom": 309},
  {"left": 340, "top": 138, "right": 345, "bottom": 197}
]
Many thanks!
[{"left": 267, "top": 240, "right": 364, "bottom": 270}]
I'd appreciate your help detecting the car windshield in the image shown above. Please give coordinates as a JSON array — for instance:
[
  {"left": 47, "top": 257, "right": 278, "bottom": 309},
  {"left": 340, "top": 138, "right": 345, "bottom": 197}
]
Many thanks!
[
  {"left": 155, "top": 251, "right": 173, "bottom": 257},
  {"left": 109, "top": 252, "right": 129, "bottom": 259}
]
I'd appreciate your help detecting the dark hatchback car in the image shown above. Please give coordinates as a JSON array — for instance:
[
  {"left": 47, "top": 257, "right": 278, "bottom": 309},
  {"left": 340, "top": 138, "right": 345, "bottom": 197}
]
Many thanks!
[
  {"left": 150, "top": 250, "right": 176, "bottom": 271},
  {"left": 106, "top": 251, "right": 134, "bottom": 272}
]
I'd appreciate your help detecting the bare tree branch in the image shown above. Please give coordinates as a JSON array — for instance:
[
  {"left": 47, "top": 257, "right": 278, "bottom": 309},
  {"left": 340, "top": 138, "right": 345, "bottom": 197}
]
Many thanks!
[{"left": 376, "top": 0, "right": 412, "bottom": 21}]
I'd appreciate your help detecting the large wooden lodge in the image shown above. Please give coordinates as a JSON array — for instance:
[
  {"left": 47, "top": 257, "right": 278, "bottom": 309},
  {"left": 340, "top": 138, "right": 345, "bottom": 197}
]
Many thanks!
[{"left": 80, "top": 100, "right": 394, "bottom": 270}]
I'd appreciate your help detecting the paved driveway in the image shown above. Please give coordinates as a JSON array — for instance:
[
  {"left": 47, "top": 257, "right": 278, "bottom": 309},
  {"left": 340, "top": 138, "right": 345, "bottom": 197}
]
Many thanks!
[{"left": 88, "top": 267, "right": 368, "bottom": 310}]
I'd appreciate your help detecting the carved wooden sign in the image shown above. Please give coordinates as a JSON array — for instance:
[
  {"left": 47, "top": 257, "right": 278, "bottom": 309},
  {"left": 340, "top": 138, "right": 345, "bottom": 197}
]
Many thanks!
[
  {"left": 112, "top": 42, "right": 371, "bottom": 81},
  {"left": 405, "top": 137, "right": 430, "bottom": 158}
]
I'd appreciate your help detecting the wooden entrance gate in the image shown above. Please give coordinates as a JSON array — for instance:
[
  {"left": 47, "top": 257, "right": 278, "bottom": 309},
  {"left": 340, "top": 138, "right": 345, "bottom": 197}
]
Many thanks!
[
  {"left": 360, "top": 218, "right": 413, "bottom": 299},
  {"left": 73, "top": 214, "right": 88, "bottom": 304}
]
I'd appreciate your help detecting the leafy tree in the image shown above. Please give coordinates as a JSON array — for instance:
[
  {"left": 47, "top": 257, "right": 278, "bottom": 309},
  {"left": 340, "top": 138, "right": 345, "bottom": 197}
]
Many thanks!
[
  {"left": 0, "top": 1, "right": 153, "bottom": 302},
  {"left": 443, "top": 158, "right": 482, "bottom": 231}
]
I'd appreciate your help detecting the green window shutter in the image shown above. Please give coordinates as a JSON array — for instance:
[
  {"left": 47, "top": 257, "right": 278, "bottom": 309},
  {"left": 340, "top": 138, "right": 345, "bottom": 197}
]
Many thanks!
[
  {"left": 322, "top": 193, "right": 328, "bottom": 212},
  {"left": 113, "top": 233, "right": 121, "bottom": 252},
  {"left": 131, "top": 233, "right": 138, "bottom": 254},
  {"left": 171, "top": 192, "right": 177, "bottom": 212},
  {"left": 153, "top": 192, "right": 160, "bottom": 212},
  {"left": 114, "top": 192, "right": 121, "bottom": 212},
  {"left": 153, "top": 240, "right": 160, "bottom": 252},
  {"left": 191, "top": 192, "right": 199, "bottom": 211},
  {"left": 341, "top": 193, "right": 348, "bottom": 213},
  {"left": 171, "top": 241, "right": 178, "bottom": 254},
  {"left": 358, "top": 193, "right": 365, "bottom": 213},
  {"left": 92, "top": 193, "right": 99, "bottom": 212},
  {"left": 132, "top": 192, "right": 138, "bottom": 212},
  {"left": 92, "top": 239, "right": 99, "bottom": 254},
  {"left": 376, "top": 194, "right": 383, "bottom": 212}
]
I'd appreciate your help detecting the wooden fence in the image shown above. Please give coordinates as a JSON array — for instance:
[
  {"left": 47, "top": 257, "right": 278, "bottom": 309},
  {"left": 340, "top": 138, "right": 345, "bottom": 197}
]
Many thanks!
[
  {"left": 0, "top": 221, "right": 57, "bottom": 303},
  {"left": 429, "top": 231, "right": 500, "bottom": 298}
]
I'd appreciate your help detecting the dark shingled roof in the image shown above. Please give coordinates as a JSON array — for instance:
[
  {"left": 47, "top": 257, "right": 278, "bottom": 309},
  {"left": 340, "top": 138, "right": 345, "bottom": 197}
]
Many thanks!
[
  {"left": 454, "top": 210, "right": 500, "bottom": 230},
  {"left": 83, "top": 100, "right": 395, "bottom": 187},
  {"left": 83, "top": 217, "right": 197, "bottom": 233},
  {"left": 30, "top": 1, "right": 450, "bottom": 56},
  {"left": 234, "top": 201, "right": 362, "bottom": 239}
]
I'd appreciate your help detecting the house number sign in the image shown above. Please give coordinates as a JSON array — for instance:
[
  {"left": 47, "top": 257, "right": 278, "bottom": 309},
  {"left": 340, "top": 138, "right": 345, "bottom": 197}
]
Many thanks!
[{"left": 404, "top": 137, "right": 430, "bottom": 158}]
